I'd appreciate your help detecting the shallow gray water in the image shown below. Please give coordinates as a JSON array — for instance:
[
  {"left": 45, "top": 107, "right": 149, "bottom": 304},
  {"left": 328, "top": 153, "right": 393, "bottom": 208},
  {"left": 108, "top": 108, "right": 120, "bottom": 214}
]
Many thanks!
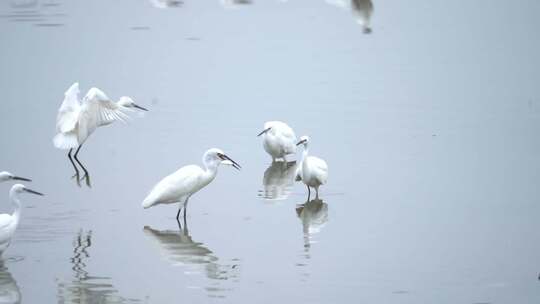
[{"left": 1, "top": 0, "right": 540, "bottom": 303}]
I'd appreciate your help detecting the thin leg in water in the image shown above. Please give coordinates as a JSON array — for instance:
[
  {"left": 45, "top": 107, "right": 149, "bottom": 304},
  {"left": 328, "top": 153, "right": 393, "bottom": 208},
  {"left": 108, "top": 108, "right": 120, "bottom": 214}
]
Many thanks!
[
  {"left": 315, "top": 187, "right": 319, "bottom": 199},
  {"left": 73, "top": 144, "right": 91, "bottom": 187},
  {"left": 307, "top": 185, "right": 311, "bottom": 201}
]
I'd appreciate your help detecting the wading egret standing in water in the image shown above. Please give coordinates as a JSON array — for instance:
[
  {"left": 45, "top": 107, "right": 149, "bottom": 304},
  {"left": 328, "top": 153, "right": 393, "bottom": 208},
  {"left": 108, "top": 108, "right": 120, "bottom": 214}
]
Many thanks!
[
  {"left": 142, "top": 148, "right": 241, "bottom": 221},
  {"left": 53, "top": 82, "right": 148, "bottom": 186},
  {"left": 257, "top": 121, "right": 297, "bottom": 162},
  {"left": 0, "top": 172, "right": 31, "bottom": 183},
  {"left": 296, "top": 136, "right": 328, "bottom": 199},
  {"left": 0, "top": 184, "right": 43, "bottom": 254}
]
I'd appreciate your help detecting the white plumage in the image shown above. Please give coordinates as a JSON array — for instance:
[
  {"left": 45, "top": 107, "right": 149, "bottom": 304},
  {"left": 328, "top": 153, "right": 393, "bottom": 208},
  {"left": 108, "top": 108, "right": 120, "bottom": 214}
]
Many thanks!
[
  {"left": 53, "top": 82, "right": 140, "bottom": 150},
  {"left": 142, "top": 148, "right": 241, "bottom": 220},
  {"left": 0, "top": 184, "right": 43, "bottom": 254},
  {"left": 296, "top": 136, "right": 328, "bottom": 198},
  {"left": 53, "top": 82, "right": 148, "bottom": 185},
  {"left": 257, "top": 121, "right": 297, "bottom": 162}
]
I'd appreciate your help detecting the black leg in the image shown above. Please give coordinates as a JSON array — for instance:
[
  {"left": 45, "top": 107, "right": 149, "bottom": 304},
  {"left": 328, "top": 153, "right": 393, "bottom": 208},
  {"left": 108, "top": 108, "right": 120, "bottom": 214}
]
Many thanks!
[
  {"left": 183, "top": 203, "right": 188, "bottom": 222},
  {"left": 73, "top": 145, "right": 91, "bottom": 187},
  {"left": 307, "top": 185, "right": 311, "bottom": 200},
  {"left": 68, "top": 149, "right": 81, "bottom": 186},
  {"left": 68, "top": 149, "right": 80, "bottom": 176}
]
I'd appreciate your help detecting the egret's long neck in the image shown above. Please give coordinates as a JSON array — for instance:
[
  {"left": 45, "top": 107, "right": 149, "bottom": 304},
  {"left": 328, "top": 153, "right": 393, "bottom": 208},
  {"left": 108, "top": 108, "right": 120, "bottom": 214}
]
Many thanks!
[
  {"left": 8, "top": 189, "right": 21, "bottom": 226},
  {"left": 300, "top": 145, "right": 309, "bottom": 164},
  {"left": 203, "top": 160, "right": 220, "bottom": 180}
]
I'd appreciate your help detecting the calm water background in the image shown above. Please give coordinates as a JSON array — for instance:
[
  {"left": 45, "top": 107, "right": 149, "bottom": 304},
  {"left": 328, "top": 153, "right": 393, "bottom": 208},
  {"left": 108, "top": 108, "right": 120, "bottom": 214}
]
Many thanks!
[{"left": 1, "top": 0, "right": 540, "bottom": 303}]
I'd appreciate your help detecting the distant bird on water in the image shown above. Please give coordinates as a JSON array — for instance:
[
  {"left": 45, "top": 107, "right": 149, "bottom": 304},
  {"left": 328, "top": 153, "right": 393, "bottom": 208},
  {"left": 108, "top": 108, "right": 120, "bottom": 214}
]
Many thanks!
[
  {"left": 142, "top": 148, "right": 241, "bottom": 221},
  {"left": 257, "top": 121, "right": 297, "bottom": 163},
  {"left": 0, "top": 172, "right": 31, "bottom": 183},
  {"left": 0, "top": 184, "right": 43, "bottom": 254},
  {"left": 296, "top": 136, "right": 328, "bottom": 198},
  {"left": 53, "top": 82, "right": 148, "bottom": 186}
]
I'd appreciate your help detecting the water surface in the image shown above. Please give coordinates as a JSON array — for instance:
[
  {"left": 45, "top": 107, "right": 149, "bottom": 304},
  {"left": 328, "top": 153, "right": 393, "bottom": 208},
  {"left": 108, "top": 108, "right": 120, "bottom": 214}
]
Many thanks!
[{"left": 1, "top": 0, "right": 540, "bottom": 303}]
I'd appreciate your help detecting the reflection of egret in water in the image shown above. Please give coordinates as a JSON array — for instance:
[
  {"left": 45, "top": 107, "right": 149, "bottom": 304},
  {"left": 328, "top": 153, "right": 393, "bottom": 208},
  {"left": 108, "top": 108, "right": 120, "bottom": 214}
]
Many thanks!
[
  {"left": 296, "top": 198, "right": 329, "bottom": 254},
  {"left": 0, "top": 261, "right": 21, "bottom": 304},
  {"left": 143, "top": 218, "right": 240, "bottom": 298},
  {"left": 149, "top": 0, "right": 183, "bottom": 9},
  {"left": 259, "top": 161, "right": 297, "bottom": 201},
  {"left": 3, "top": 0, "right": 66, "bottom": 27},
  {"left": 326, "top": 0, "right": 373, "bottom": 33},
  {"left": 295, "top": 198, "right": 328, "bottom": 281},
  {"left": 57, "top": 230, "right": 141, "bottom": 304}
]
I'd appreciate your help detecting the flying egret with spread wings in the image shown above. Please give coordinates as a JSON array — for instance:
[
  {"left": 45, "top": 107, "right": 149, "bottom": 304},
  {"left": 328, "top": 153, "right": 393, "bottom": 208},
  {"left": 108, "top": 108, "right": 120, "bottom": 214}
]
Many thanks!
[
  {"left": 142, "top": 148, "right": 241, "bottom": 221},
  {"left": 53, "top": 82, "right": 148, "bottom": 186}
]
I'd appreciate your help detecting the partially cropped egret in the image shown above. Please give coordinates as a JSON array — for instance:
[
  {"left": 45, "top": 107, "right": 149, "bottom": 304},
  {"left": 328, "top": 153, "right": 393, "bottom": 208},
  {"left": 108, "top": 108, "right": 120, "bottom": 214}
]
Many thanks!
[
  {"left": 0, "top": 184, "right": 43, "bottom": 254},
  {"left": 326, "top": 0, "right": 373, "bottom": 33},
  {"left": 296, "top": 136, "right": 328, "bottom": 198},
  {"left": 142, "top": 148, "right": 241, "bottom": 221},
  {"left": 0, "top": 172, "right": 31, "bottom": 183},
  {"left": 53, "top": 82, "right": 148, "bottom": 186},
  {"left": 257, "top": 121, "right": 297, "bottom": 162}
]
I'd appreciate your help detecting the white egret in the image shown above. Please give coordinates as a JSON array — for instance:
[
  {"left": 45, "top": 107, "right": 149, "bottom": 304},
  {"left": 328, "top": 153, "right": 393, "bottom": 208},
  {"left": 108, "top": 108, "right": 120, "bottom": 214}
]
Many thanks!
[
  {"left": 257, "top": 121, "right": 297, "bottom": 162},
  {"left": 0, "top": 184, "right": 43, "bottom": 254},
  {"left": 326, "top": 0, "right": 373, "bottom": 33},
  {"left": 0, "top": 172, "right": 31, "bottom": 183},
  {"left": 149, "top": 0, "right": 183, "bottom": 9},
  {"left": 296, "top": 136, "right": 328, "bottom": 198},
  {"left": 142, "top": 148, "right": 241, "bottom": 221},
  {"left": 53, "top": 82, "right": 148, "bottom": 186}
]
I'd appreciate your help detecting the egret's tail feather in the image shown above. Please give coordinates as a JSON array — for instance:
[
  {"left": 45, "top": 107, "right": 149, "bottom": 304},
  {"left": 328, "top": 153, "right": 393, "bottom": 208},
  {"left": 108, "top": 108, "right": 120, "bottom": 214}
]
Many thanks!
[{"left": 53, "top": 133, "right": 78, "bottom": 149}]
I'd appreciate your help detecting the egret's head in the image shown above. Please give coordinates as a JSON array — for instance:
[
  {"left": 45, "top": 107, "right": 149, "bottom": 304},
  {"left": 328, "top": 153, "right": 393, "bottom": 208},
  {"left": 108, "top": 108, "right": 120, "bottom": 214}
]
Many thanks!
[
  {"left": 117, "top": 96, "right": 148, "bottom": 111},
  {"left": 86, "top": 88, "right": 110, "bottom": 102},
  {"left": 0, "top": 171, "right": 31, "bottom": 183},
  {"left": 296, "top": 135, "right": 310, "bottom": 147},
  {"left": 258, "top": 121, "right": 279, "bottom": 137},
  {"left": 10, "top": 184, "right": 44, "bottom": 196},
  {"left": 203, "top": 148, "right": 241, "bottom": 170}
]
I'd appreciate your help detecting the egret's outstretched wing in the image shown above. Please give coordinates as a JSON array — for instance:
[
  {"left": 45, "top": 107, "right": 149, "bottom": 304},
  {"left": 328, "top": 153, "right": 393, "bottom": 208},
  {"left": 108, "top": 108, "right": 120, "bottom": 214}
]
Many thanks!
[
  {"left": 82, "top": 88, "right": 130, "bottom": 128},
  {"left": 142, "top": 165, "right": 205, "bottom": 208},
  {"left": 56, "top": 82, "right": 81, "bottom": 133}
]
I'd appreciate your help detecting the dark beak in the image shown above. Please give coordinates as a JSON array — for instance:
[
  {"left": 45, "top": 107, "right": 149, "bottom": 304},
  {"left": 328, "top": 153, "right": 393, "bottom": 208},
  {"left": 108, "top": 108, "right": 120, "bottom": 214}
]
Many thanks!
[
  {"left": 12, "top": 176, "right": 31, "bottom": 182},
  {"left": 23, "top": 188, "right": 44, "bottom": 196},
  {"left": 257, "top": 127, "right": 272, "bottom": 137},
  {"left": 133, "top": 104, "right": 149, "bottom": 111},
  {"left": 218, "top": 153, "right": 242, "bottom": 170},
  {"left": 296, "top": 139, "right": 307, "bottom": 146}
]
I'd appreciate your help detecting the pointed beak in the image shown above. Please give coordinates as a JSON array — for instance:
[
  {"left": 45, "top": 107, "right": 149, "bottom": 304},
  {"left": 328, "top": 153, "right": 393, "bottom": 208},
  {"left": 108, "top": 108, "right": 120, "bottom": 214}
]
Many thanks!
[
  {"left": 219, "top": 153, "right": 241, "bottom": 170},
  {"left": 133, "top": 103, "right": 149, "bottom": 111},
  {"left": 257, "top": 127, "right": 272, "bottom": 137},
  {"left": 12, "top": 176, "right": 31, "bottom": 182},
  {"left": 296, "top": 139, "right": 307, "bottom": 146},
  {"left": 23, "top": 188, "right": 44, "bottom": 196}
]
